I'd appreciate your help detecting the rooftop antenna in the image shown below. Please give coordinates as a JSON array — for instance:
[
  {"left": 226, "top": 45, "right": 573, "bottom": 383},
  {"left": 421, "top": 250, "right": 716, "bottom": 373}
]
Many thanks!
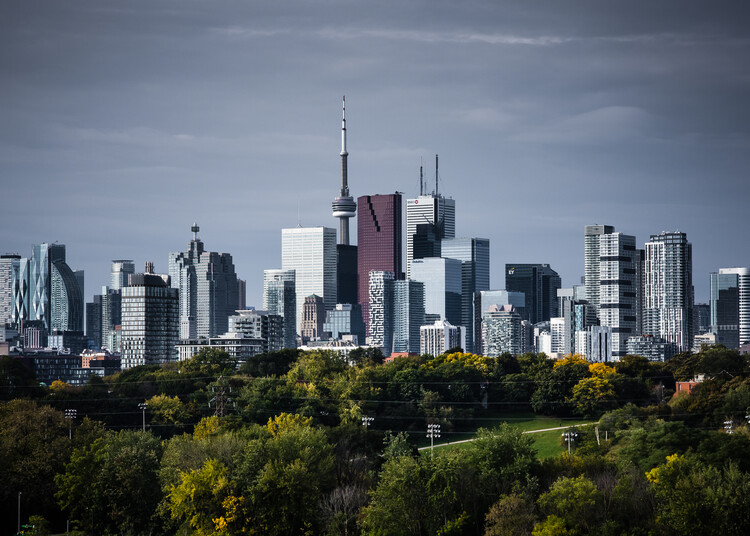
[
  {"left": 297, "top": 201, "right": 301, "bottom": 227},
  {"left": 419, "top": 158, "right": 424, "bottom": 196},
  {"left": 435, "top": 154, "right": 439, "bottom": 197}
]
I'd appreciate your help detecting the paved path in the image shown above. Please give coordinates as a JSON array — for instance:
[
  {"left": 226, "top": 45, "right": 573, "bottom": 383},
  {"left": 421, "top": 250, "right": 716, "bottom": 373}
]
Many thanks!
[{"left": 417, "top": 423, "right": 594, "bottom": 451}]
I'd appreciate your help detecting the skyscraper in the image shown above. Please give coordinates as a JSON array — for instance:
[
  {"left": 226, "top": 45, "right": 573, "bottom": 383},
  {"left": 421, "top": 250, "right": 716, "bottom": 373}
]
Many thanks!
[
  {"left": 281, "top": 226, "right": 337, "bottom": 333},
  {"left": 644, "top": 231, "right": 694, "bottom": 352},
  {"left": 393, "top": 280, "right": 425, "bottom": 354},
  {"left": 505, "top": 264, "right": 561, "bottom": 324},
  {"left": 410, "top": 257, "right": 462, "bottom": 327},
  {"left": 357, "top": 193, "right": 402, "bottom": 335},
  {"left": 301, "top": 294, "right": 326, "bottom": 342},
  {"left": 598, "top": 232, "right": 638, "bottom": 359},
  {"left": 482, "top": 304, "right": 522, "bottom": 357},
  {"left": 12, "top": 243, "right": 83, "bottom": 334},
  {"left": 405, "top": 161, "right": 456, "bottom": 279},
  {"left": 263, "top": 269, "right": 297, "bottom": 349},
  {"left": 584, "top": 224, "right": 615, "bottom": 325},
  {"left": 368, "top": 270, "right": 394, "bottom": 351},
  {"left": 420, "top": 320, "right": 464, "bottom": 356},
  {"left": 442, "top": 237, "right": 490, "bottom": 353},
  {"left": 121, "top": 272, "right": 179, "bottom": 369},
  {"left": 0, "top": 254, "right": 20, "bottom": 326},
  {"left": 169, "top": 223, "right": 239, "bottom": 339},
  {"left": 710, "top": 268, "right": 750, "bottom": 348},
  {"left": 110, "top": 260, "right": 135, "bottom": 291}
]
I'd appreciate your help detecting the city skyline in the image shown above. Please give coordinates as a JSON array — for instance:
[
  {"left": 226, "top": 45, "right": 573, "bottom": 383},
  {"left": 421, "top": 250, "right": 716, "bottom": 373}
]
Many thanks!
[{"left": 2, "top": 1, "right": 749, "bottom": 308}]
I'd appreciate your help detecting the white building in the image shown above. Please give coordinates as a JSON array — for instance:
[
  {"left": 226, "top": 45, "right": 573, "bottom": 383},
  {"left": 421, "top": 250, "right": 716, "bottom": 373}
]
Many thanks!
[
  {"left": 481, "top": 304, "right": 522, "bottom": 356},
  {"left": 281, "top": 227, "right": 337, "bottom": 334},
  {"left": 420, "top": 319, "right": 465, "bottom": 356},
  {"left": 405, "top": 193, "right": 455, "bottom": 279}
]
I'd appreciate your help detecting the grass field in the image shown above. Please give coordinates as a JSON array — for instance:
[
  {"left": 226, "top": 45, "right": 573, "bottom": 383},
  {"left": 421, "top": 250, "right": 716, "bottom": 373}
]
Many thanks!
[{"left": 420, "top": 413, "right": 594, "bottom": 459}]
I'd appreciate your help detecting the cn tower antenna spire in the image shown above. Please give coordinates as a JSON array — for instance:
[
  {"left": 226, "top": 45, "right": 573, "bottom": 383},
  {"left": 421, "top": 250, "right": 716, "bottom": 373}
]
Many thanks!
[{"left": 332, "top": 95, "right": 356, "bottom": 245}]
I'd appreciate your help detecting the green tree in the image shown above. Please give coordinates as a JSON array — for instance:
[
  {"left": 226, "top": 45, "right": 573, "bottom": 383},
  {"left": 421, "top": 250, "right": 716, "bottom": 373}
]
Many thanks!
[
  {"left": 484, "top": 493, "right": 536, "bottom": 536},
  {"left": 537, "top": 475, "right": 603, "bottom": 534},
  {"left": 146, "top": 393, "right": 189, "bottom": 426},
  {"left": 56, "top": 430, "right": 163, "bottom": 535},
  {"left": 570, "top": 376, "right": 617, "bottom": 417}
]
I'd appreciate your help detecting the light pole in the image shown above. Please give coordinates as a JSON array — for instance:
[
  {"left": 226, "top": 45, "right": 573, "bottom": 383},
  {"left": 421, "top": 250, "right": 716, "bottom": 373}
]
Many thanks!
[
  {"left": 17, "top": 491, "right": 21, "bottom": 535},
  {"left": 138, "top": 402, "right": 148, "bottom": 432},
  {"left": 562, "top": 431, "right": 578, "bottom": 454},
  {"left": 361, "top": 416, "right": 374, "bottom": 429},
  {"left": 427, "top": 424, "right": 441, "bottom": 457},
  {"left": 724, "top": 419, "right": 734, "bottom": 435},
  {"left": 65, "top": 409, "right": 77, "bottom": 440}
]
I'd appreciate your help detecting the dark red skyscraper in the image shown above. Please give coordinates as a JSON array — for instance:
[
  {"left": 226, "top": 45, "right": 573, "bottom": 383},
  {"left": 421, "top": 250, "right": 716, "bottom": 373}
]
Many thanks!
[{"left": 357, "top": 193, "right": 402, "bottom": 336}]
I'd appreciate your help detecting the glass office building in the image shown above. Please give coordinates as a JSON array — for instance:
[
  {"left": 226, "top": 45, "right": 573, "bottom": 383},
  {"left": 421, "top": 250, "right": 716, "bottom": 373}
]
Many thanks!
[
  {"left": 263, "top": 269, "right": 297, "bottom": 348},
  {"left": 410, "top": 257, "right": 462, "bottom": 328}
]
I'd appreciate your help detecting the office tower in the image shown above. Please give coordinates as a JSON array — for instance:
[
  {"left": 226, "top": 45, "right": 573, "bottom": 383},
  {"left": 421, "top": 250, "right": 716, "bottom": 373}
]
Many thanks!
[
  {"left": 120, "top": 272, "right": 179, "bottom": 369},
  {"left": 482, "top": 304, "right": 522, "bottom": 356},
  {"left": 100, "top": 287, "right": 122, "bottom": 352},
  {"left": 86, "top": 295, "right": 102, "bottom": 349},
  {"left": 0, "top": 254, "right": 20, "bottom": 326},
  {"left": 588, "top": 325, "right": 613, "bottom": 362},
  {"left": 237, "top": 279, "right": 246, "bottom": 310},
  {"left": 337, "top": 245, "right": 358, "bottom": 306},
  {"left": 405, "top": 159, "right": 456, "bottom": 279},
  {"left": 281, "top": 226, "right": 337, "bottom": 333},
  {"left": 584, "top": 224, "right": 615, "bottom": 325},
  {"left": 598, "top": 232, "right": 638, "bottom": 359},
  {"left": 368, "top": 271, "right": 395, "bottom": 351},
  {"left": 644, "top": 232, "right": 694, "bottom": 352},
  {"left": 110, "top": 260, "right": 135, "bottom": 291},
  {"left": 711, "top": 268, "right": 750, "bottom": 348},
  {"left": 169, "top": 223, "right": 239, "bottom": 339},
  {"left": 420, "top": 320, "right": 464, "bottom": 356},
  {"left": 505, "top": 264, "right": 561, "bottom": 324},
  {"left": 263, "top": 269, "right": 297, "bottom": 349},
  {"left": 393, "top": 280, "right": 425, "bottom": 354},
  {"left": 229, "top": 309, "right": 284, "bottom": 353},
  {"left": 442, "top": 237, "right": 490, "bottom": 353},
  {"left": 301, "top": 295, "right": 326, "bottom": 341},
  {"left": 324, "top": 304, "right": 366, "bottom": 343},
  {"left": 410, "top": 257, "right": 462, "bottom": 327},
  {"left": 695, "top": 303, "right": 711, "bottom": 335},
  {"left": 357, "top": 193, "right": 402, "bottom": 335},
  {"left": 13, "top": 243, "right": 83, "bottom": 334}
]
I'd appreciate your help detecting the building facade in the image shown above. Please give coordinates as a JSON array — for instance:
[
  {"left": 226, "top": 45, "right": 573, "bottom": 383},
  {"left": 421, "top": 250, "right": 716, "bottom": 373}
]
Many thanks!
[
  {"left": 584, "top": 224, "right": 615, "bottom": 325},
  {"left": 643, "top": 232, "right": 694, "bottom": 352},
  {"left": 392, "top": 280, "right": 425, "bottom": 354},
  {"left": 169, "top": 224, "right": 239, "bottom": 339},
  {"left": 410, "top": 257, "right": 462, "bottom": 328},
  {"left": 368, "top": 271, "right": 395, "bottom": 351},
  {"left": 405, "top": 193, "right": 456, "bottom": 279},
  {"left": 262, "top": 269, "right": 297, "bottom": 349},
  {"left": 357, "top": 193, "right": 402, "bottom": 335},
  {"left": 481, "top": 304, "right": 522, "bottom": 356},
  {"left": 420, "top": 320, "right": 464, "bottom": 357},
  {"left": 505, "top": 264, "right": 561, "bottom": 324},
  {"left": 300, "top": 294, "right": 326, "bottom": 342},
  {"left": 281, "top": 226, "right": 337, "bottom": 334},
  {"left": 120, "top": 273, "right": 179, "bottom": 369}
]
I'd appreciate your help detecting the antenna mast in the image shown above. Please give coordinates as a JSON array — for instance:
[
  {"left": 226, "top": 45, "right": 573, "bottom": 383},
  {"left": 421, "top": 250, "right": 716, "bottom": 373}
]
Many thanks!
[
  {"left": 435, "top": 154, "right": 439, "bottom": 197},
  {"left": 419, "top": 158, "right": 424, "bottom": 196}
]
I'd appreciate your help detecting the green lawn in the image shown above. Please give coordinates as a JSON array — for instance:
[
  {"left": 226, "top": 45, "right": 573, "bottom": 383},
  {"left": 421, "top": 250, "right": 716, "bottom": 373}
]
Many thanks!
[{"left": 421, "top": 413, "right": 594, "bottom": 459}]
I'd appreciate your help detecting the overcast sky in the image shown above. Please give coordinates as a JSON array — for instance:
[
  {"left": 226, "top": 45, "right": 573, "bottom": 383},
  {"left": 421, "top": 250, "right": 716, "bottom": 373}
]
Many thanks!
[{"left": 2, "top": 0, "right": 749, "bottom": 307}]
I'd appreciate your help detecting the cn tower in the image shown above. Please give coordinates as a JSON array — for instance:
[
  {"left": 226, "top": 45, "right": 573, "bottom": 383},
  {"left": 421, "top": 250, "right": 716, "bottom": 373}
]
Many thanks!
[{"left": 332, "top": 96, "right": 356, "bottom": 245}]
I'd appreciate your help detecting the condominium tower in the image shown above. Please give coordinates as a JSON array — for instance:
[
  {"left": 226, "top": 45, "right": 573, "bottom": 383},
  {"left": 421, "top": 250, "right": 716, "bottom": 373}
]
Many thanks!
[
  {"left": 262, "top": 269, "right": 297, "bottom": 348},
  {"left": 584, "top": 224, "right": 615, "bottom": 325}
]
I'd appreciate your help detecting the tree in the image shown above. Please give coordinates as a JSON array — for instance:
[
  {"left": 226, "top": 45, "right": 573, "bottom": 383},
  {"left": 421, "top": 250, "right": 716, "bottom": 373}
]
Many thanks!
[
  {"left": 146, "top": 393, "right": 189, "bottom": 427},
  {"left": 56, "top": 430, "right": 163, "bottom": 535},
  {"left": 570, "top": 376, "right": 617, "bottom": 417},
  {"left": 484, "top": 493, "right": 536, "bottom": 536},
  {"left": 537, "top": 475, "right": 603, "bottom": 534}
]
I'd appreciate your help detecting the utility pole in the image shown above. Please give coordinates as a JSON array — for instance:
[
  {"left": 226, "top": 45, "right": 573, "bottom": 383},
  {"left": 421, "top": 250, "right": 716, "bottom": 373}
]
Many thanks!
[
  {"left": 209, "top": 376, "right": 233, "bottom": 417},
  {"left": 65, "top": 408, "right": 77, "bottom": 440},
  {"left": 427, "top": 424, "right": 441, "bottom": 457},
  {"left": 17, "top": 492, "right": 21, "bottom": 535},
  {"left": 138, "top": 402, "right": 148, "bottom": 432}
]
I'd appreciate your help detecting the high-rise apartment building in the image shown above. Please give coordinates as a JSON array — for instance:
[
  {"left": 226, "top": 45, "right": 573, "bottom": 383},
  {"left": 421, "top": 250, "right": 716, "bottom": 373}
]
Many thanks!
[
  {"left": 584, "top": 224, "right": 615, "bottom": 325},
  {"left": 229, "top": 309, "right": 284, "bottom": 353},
  {"left": 643, "top": 232, "right": 694, "bottom": 352},
  {"left": 393, "top": 280, "right": 425, "bottom": 354},
  {"left": 121, "top": 272, "right": 179, "bottom": 369},
  {"left": 237, "top": 279, "right": 247, "bottom": 311},
  {"left": 442, "top": 237, "right": 490, "bottom": 353},
  {"left": 262, "top": 269, "right": 297, "bottom": 349},
  {"left": 410, "top": 258, "right": 462, "bottom": 328},
  {"left": 405, "top": 189, "right": 455, "bottom": 279},
  {"left": 0, "top": 254, "right": 20, "bottom": 326},
  {"left": 281, "top": 226, "right": 337, "bottom": 334},
  {"left": 368, "top": 271, "right": 395, "bottom": 351},
  {"left": 86, "top": 295, "right": 103, "bottom": 349},
  {"left": 598, "top": 232, "right": 639, "bottom": 359},
  {"left": 482, "top": 304, "right": 522, "bottom": 356},
  {"left": 505, "top": 264, "right": 561, "bottom": 324},
  {"left": 169, "top": 224, "right": 239, "bottom": 340},
  {"left": 420, "top": 320, "right": 464, "bottom": 356},
  {"left": 711, "top": 268, "right": 750, "bottom": 348},
  {"left": 357, "top": 193, "right": 402, "bottom": 335}
]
